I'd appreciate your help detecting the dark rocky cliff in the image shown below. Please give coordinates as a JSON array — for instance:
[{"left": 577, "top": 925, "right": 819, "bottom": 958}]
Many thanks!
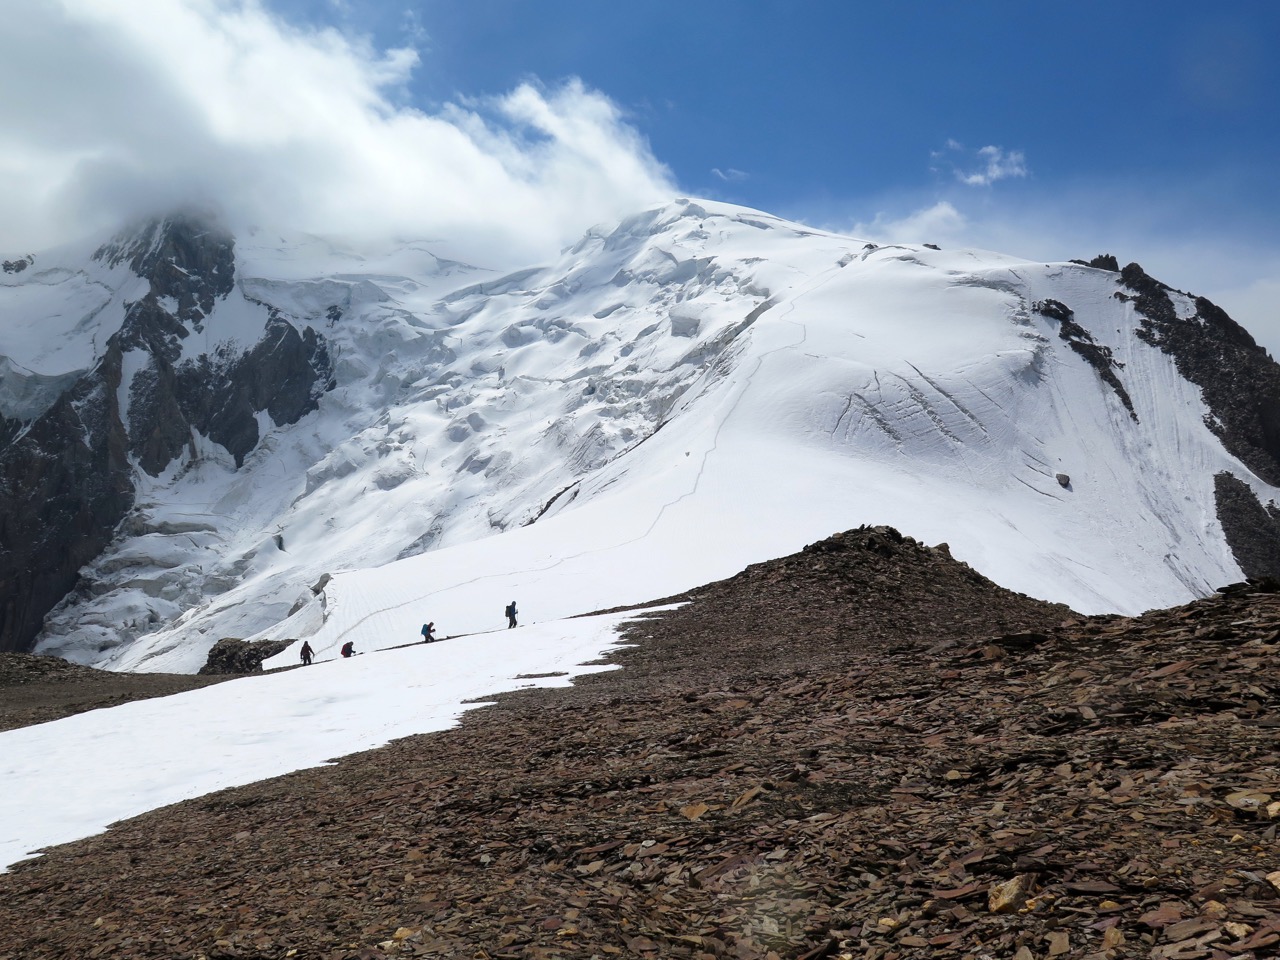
[
  {"left": 0, "top": 347, "right": 133, "bottom": 657},
  {"left": 0, "top": 215, "right": 335, "bottom": 654},
  {"left": 1032, "top": 297, "right": 1137, "bottom": 420},
  {"left": 1113, "top": 262, "right": 1280, "bottom": 578},
  {"left": 1213, "top": 471, "right": 1280, "bottom": 580},
  {"left": 1119, "top": 262, "right": 1280, "bottom": 485}
]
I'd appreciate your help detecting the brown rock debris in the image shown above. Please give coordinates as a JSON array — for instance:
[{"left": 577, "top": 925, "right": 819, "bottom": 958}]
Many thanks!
[{"left": 0, "top": 526, "right": 1277, "bottom": 959}]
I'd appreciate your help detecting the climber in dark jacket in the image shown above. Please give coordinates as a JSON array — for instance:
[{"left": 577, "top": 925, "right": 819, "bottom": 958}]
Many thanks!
[
  {"left": 300, "top": 641, "right": 314, "bottom": 665},
  {"left": 505, "top": 601, "right": 518, "bottom": 629},
  {"left": 340, "top": 641, "right": 356, "bottom": 658}
]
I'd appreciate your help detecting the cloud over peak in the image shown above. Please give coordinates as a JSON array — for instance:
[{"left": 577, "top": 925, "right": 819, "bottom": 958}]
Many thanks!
[
  {"left": 0, "top": 0, "right": 675, "bottom": 266},
  {"left": 933, "top": 140, "right": 1029, "bottom": 188}
]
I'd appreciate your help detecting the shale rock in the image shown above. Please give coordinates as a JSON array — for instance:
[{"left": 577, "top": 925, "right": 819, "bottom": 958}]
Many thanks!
[
  {"left": 0, "top": 529, "right": 1276, "bottom": 959},
  {"left": 0, "top": 653, "right": 227, "bottom": 731}
]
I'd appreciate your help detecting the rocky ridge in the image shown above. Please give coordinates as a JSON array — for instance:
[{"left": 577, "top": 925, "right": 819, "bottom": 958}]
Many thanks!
[
  {"left": 1, "top": 526, "right": 1277, "bottom": 959},
  {"left": 0, "top": 214, "right": 335, "bottom": 654},
  {"left": 1033, "top": 258, "right": 1280, "bottom": 584},
  {"left": 1120, "top": 261, "right": 1280, "bottom": 486},
  {"left": 197, "top": 638, "right": 296, "bottom": 676}
]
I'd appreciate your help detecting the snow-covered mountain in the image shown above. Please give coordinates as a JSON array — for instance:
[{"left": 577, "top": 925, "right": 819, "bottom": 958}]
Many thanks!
[{"left": 3, "top": 198, "right": 1279, "bottom": 672}]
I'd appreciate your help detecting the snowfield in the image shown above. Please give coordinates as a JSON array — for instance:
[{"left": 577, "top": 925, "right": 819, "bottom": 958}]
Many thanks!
[{"left": 0, "top": 611, "right": 633, "bottom": 871}]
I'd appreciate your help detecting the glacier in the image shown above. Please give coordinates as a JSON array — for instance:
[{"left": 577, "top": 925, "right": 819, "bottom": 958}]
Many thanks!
[{"left": 2, "top": 198, "right": 1275, "bottom": 672}]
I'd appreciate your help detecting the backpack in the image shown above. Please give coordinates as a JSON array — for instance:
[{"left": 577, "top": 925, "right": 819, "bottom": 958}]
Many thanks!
[
  {"left": 421, "top": 623, "right": 429, "bottom": 636},
  {"left": 341, "top": 642, "right": 354, "bottom": 657},
  {"left": 505, "top": 603, "right": 515, "bottom": 618}
]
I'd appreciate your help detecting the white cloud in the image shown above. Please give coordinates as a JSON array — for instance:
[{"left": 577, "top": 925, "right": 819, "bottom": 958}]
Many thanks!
[
  {"left": 711, "top": 167, "right": 748, "bottom": 182},
  {"left": 399, "top": 7, "right": 429, "bottom": 45},
  {"left": 933, "top": 141, "right": 1028, "bottom": 187},
  {"left": 849, "top": 201, "right": 967, "bottom": 245},
  {"left": 0, "top": 0, "right": 675, "bottom": 267}
]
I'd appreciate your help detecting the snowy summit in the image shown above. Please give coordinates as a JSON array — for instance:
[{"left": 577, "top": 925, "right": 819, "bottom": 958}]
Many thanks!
[{"left": 1, "top": 199, "right": 1278, "bottom": 676}]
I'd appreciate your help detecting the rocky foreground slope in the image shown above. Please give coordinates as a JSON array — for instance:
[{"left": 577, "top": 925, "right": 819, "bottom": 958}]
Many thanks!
[
  {"left": 1, "top": 526, "right": 1278, "bottom": 959},
  {"left": 0, "top": 652, "right": 228, "bottom": 732}
]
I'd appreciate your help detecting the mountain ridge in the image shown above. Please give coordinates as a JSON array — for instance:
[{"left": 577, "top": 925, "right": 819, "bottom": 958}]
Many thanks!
[{"left": 2, "top": 199, "right": 1279, "bottom": 669}]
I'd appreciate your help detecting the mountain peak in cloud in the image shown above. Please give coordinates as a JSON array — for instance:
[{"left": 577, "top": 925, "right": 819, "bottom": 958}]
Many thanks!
[{"left": 0, "top": 1, "right": 674, "bottom": 269}]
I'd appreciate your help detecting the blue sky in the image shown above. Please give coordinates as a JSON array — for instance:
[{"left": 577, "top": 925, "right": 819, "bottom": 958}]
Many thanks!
[
  {"left": 260, "top": 0, "right": 1280, "bottom": 343},
  {"left": 280, "top": 1, "right": 1277, "bottom": 232},
  {"left": 2, "top": 1, "right": 1276, "bottom": 346}
]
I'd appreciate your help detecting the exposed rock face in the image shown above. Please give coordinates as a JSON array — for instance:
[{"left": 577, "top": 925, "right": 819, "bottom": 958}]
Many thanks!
[
  {"left": 0, "top": 346, "right": 133, "bottom": 657},
  {"left": 1069, "top": 253, "right": 1119, "bottom": 271},
  {"left": 98, "top": 215, "right": 335, "bottom": 473},
  {"left": 197, "top": 638, "right": 293, "bottom": 675},
  {"left": 1214, "top": 471, "right": 1280, "bottom": 580},
  {"left": 0, "top": 413, "right": 20, "bottom": 448},
  {"left": 1033, "top": 298, "right": 1137, "bottom": 420},
  {"left": 96, "top": 213, "right": 235, "bottom": 327},
  {"left": 169, "top": 314, "right": 333, "bottom": 469},
  {"left": 0, "top": 214, "right": 336, "bottom": 654},
  {"left": 1121, "top": 262, "right": 1280, "bottom": 485}
]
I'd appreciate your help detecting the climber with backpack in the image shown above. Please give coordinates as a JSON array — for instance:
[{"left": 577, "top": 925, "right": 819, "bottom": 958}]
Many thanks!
[{"left": 340, "top": 641, "right": 356, "bottom": 658}]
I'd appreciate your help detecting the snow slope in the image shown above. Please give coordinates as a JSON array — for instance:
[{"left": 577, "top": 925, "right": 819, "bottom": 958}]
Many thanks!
[
  {"left": 0, "top": 611, "right": 631, "bottom": 871},
  {"left": 8, "top": 199, "right": 1270, "bottom": 671}
]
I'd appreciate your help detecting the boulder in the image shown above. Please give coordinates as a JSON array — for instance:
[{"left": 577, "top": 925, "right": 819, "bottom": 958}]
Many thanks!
[{"left": 198, "top": 638, "right": 293, "bottom": 675}]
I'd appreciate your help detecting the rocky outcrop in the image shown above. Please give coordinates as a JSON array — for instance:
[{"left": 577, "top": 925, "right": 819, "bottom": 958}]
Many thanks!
[
  {"left": 1070, "top": 253, "right": 1120, "bottom": 272},
  {"left": 1121, "top": 262, "right": 1280, "bottom": 485},
  {"left": 0, "top": 652, "right": 227, "bottom": 732},
  {"left": 94, "top": 213, "right": 234, "bottom": 328},
  {"left": 1214, "top": 471, "right": 1280, "bottom": 580},
  {"left": 0, "top": 345, "right": 133, "bottom": 655},
  {"left": 0, "top": 413, "right": 20, "bottom": 448},
  {"left": 165, "top": 314, "right": 333, "bottom": 469},
  {"left": 0, "top": 214, "right": 336, "bottom": 653},
  {"left": 197, "top": 638, "right": 293, "bottom": 675},
  {"left": 1033, "top": 298, "right": 1137, "bottom": 420},
  {"left": 618, "top": 524, "right": 1072, "bottom": 679},
  {"left": 100, "top": 215, "right": 335, "bottom": 474}
]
